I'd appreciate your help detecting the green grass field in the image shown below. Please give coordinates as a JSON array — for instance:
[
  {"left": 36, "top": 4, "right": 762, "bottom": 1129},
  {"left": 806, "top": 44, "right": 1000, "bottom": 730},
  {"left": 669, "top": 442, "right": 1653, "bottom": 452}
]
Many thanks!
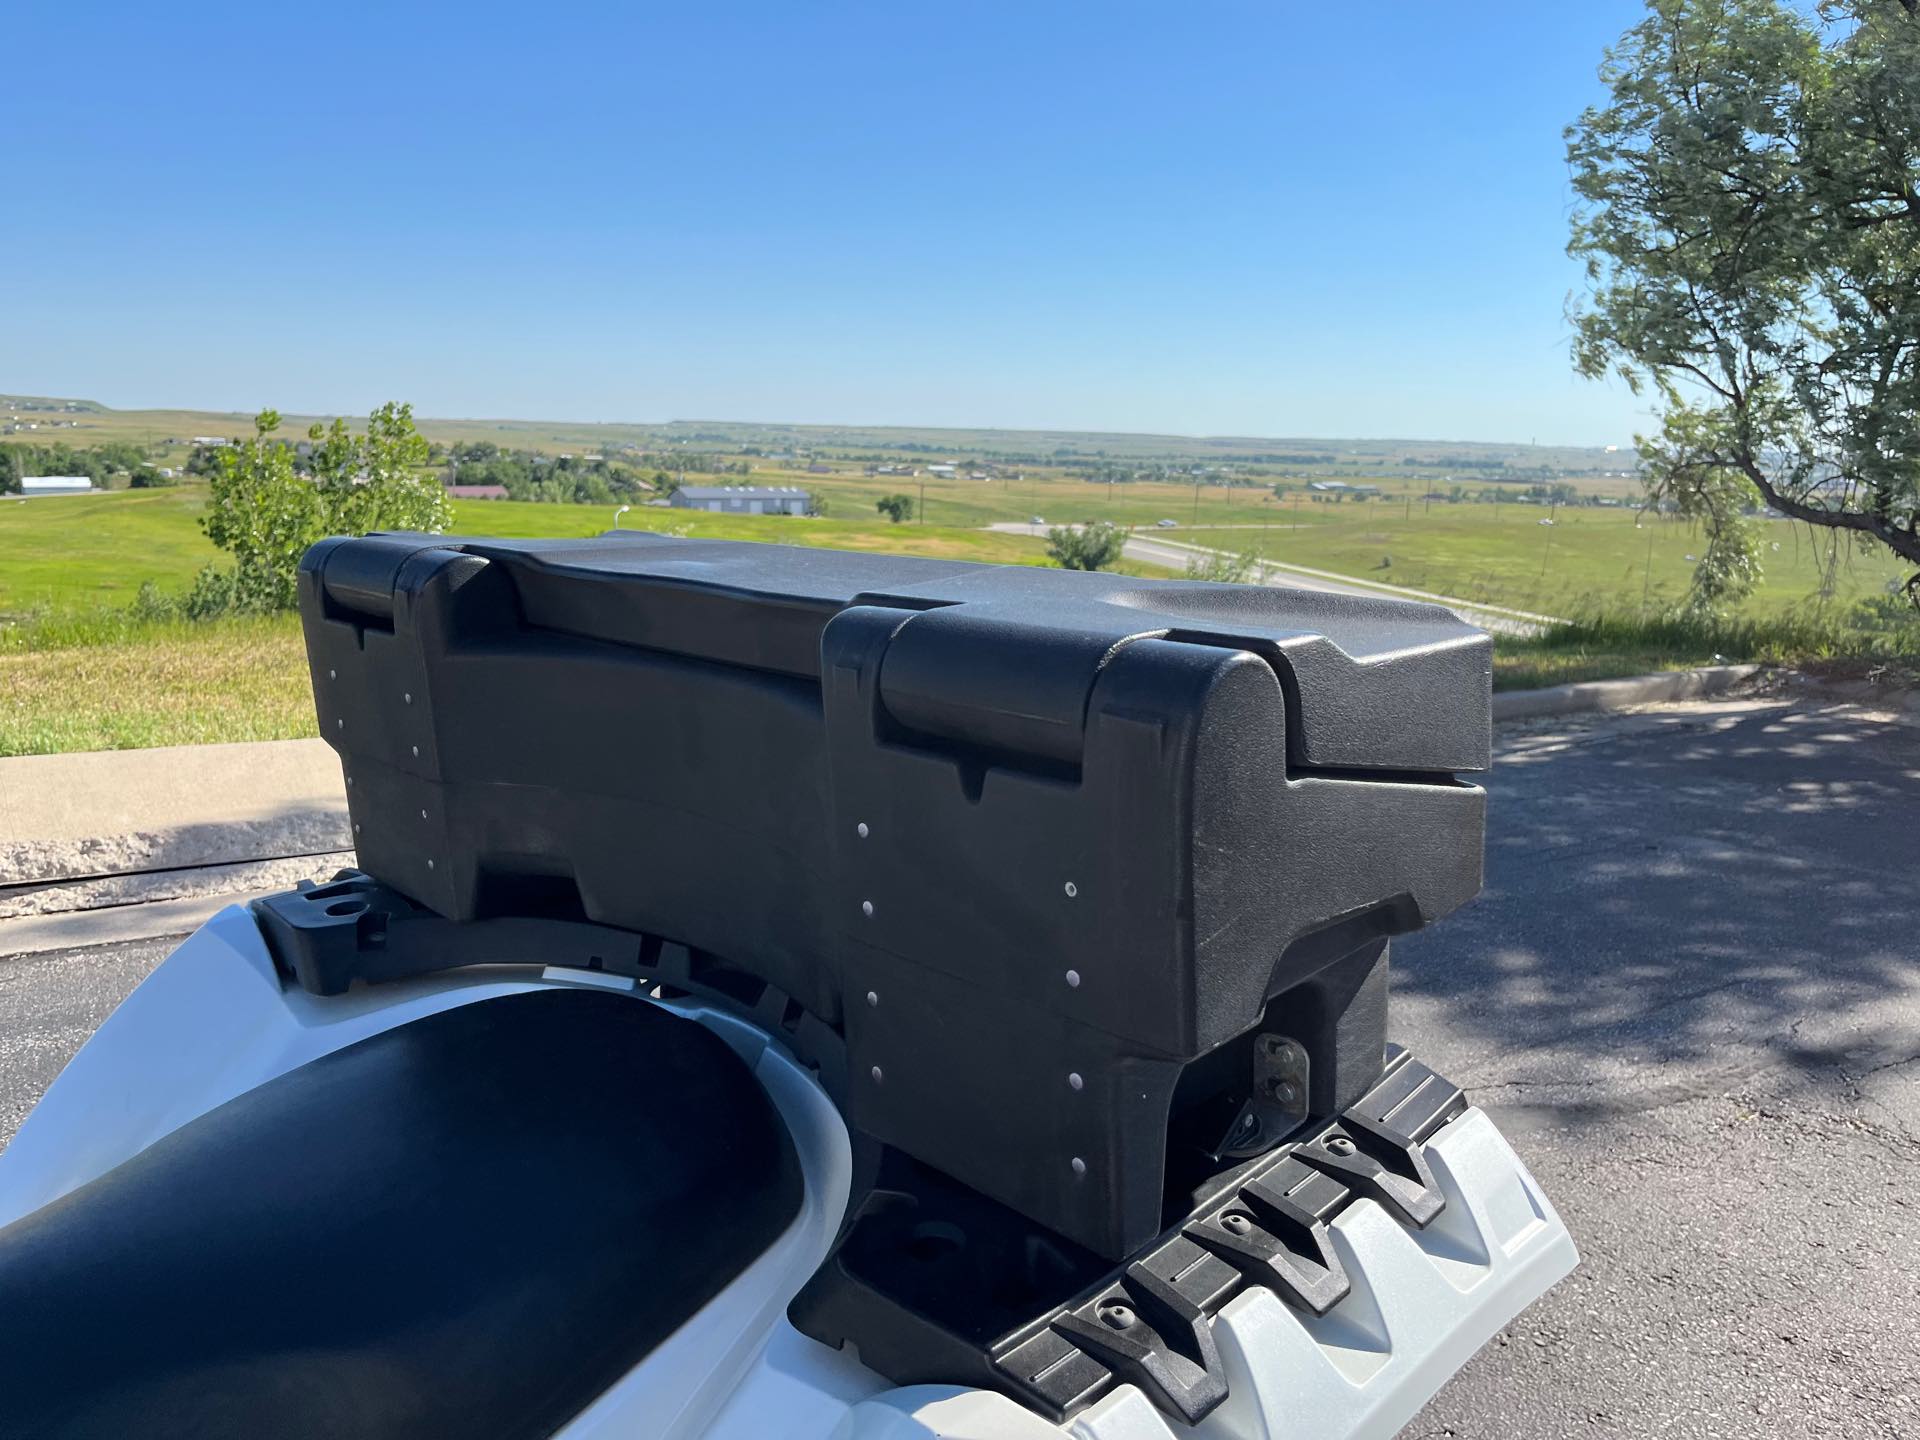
[
  {"left": 4, "top": 480, "right": 1913, "bottom": 755},
  {"left": 0, "top": 486, "right": 1161, "bottom": 620},
  {"left": 0, "top": 488, "right": 1171, "bottom": 754},
  {"left": 797, "top": 470, "right": 1348, "bottom": 531},
  {"left": 0, "top": 614, "right": 311, "bottom": 755},
  {"left": 1181, "top": 502, "right": 1907, "bottom": 617}
]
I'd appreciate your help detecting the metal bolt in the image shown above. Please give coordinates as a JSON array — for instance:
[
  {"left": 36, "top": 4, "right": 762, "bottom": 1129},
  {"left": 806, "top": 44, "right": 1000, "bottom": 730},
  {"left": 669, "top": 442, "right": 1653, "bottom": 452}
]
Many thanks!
[
  {"left": 1065, "top": 969, "right": 1081, "bottom": 989},
  {"left": 861, "top": 899, "right": 874, "bottom": 918},
  {"left": 1268, "top": 1080, "right": 1298, "bottom": 1105},
  {"left": 1221, "top": 1211, "right": 1253, "bottom": 1235},
  {"left": 866, "top": 990, "right": 879, "bottom": 1008},
  {"left": 856, "top": 822, "right": 869, "bottom": 838},
  {"left": 426, "top": 859, "right": 435, "bottom": 871},
  {"left": 411, "top": 745, "right": 420, "bottom": 758},
  {"left": 328, "top": 668, "right": 337, "bottom": 681},
  {"left": 336, "top": 718, "right": 344, "bottom": 731},
  {"left": 1071, "top": 1156, "right": 1087, "bottom": 1177},
  {"left": 1068, "top": 1072, "right": 1084, "bottom": 1091},
  {"left": 870, "top": 1065, "right": 884, "bottom": 1084},
  {"left": 403, "top": 692, "right": 412, "bottom": 705},
  {"left": 1326, "top": 1135, "right": 1356, "bottom": 1158},
  {"left": 1099, "top": 1303, "right": 1136, "bottom": 1330},
  {"left": 1064, "top": 880, "right": 1078, "bottom": 898},
  {"left": 420, "top": 808, "right": 429, "bottom": 820}
]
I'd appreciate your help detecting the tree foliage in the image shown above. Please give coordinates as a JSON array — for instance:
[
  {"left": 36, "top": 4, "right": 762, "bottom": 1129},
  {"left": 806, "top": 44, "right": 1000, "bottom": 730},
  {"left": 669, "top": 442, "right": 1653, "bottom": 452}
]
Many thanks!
[
  {"left": 1568, "top": 0, "right": 1920, "bottom": 606},
  {"left": 1183, "top": 546, "right": 1262, "bottom": 584},
  {"left": 196, "top": 404, "right": 448, "bottom": 612},
  {"left": 1046, "top": 520, "right": 1129, "bottom": 571},
  {"left": 875, "top": 493, "right": 914, "bottom": 523}
]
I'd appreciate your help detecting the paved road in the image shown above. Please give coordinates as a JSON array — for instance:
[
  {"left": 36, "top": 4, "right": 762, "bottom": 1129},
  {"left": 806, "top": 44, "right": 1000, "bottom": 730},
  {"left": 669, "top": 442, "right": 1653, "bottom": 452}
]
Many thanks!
[
  {"left": 2, "top": 697, "right": 1917, "bottom": 1436},
  {"left": 986, "top": 521, "right": 1552, "bottom": 635}
]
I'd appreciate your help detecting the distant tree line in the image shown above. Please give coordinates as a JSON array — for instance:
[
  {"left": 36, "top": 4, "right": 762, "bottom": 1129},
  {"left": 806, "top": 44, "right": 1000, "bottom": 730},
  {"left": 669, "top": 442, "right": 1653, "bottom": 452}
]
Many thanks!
[{"left": 0, "top": 440, "right": 170, "bottom": 493}]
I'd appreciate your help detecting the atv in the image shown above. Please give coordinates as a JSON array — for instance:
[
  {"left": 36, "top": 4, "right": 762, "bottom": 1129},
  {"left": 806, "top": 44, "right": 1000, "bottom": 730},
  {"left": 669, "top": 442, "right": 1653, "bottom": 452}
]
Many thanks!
[{"left": 0, "top": 532, "right": 1575, "bottom": 1439}]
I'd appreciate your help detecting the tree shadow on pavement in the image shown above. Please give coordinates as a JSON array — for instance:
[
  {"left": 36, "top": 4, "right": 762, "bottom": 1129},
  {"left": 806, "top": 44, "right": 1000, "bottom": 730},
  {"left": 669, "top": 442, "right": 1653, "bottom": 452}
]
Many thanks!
[{"left": 1389, "top": 701, "right": 1920, "bottom": 1125}]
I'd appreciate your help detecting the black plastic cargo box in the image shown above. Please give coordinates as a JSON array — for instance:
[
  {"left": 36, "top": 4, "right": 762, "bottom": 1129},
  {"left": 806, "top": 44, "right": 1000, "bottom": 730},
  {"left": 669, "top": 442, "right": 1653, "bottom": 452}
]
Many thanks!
[{"left": 297, "top": 530, "right": 1491, "bottom": 1260}]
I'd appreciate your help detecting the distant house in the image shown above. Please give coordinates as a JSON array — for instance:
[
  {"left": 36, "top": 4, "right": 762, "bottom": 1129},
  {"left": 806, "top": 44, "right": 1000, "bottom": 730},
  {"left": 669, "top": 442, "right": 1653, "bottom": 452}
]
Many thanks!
[
  {"left": 670, "top": 485, "right": 811, "bottom": 516},
  {"left": 925, "top": 464, "right": 958, "bottom": 477},
  {"left": 446, "top": 484, "right": 509, "bottom": 501},
  {"left": 191, "top": 436, "right": 233, "bottom": 448},
  {"left": 20, "top": 475, "right": 95, "bottom": 496}
]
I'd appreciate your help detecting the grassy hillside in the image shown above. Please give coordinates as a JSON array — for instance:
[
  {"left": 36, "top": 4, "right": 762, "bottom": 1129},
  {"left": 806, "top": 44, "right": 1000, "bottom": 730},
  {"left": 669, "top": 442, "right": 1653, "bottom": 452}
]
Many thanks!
[
  {"left": 0, "top": 488, "right": 1171, "bottom": 754},
  {"left": 1180, "top": 505, "right": 1906, "bottom": 618},
  {"left": 4, "top": 475, "right": 1911, "bottom": 756},
  {"left": 0, "top": 615, "right": 310, "bottom": 755},
  {"left": 0, "top": 486, "right": 1112, "bottom": 619}
]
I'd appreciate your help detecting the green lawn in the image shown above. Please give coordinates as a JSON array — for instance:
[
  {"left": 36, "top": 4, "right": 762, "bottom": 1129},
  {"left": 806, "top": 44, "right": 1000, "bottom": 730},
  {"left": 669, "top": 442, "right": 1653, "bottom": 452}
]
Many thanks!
[
  {"left": 0, "top": 614, "right": 312, "bottom": 755},
  {"left": 0, "top": 489, "right": 1170, "bottom": 755},
  {"left": 794, "top": 471, "right": 1339, "bottom": 532},
  {"left": 3, "top": 484, "right": 1912, "bottom": 755},
  {"left": 1180, "top": 503, "right": 1906, "bottom": 617},
  {"left": 0, "top": 486, "right": 1166, "bottom": 621}
]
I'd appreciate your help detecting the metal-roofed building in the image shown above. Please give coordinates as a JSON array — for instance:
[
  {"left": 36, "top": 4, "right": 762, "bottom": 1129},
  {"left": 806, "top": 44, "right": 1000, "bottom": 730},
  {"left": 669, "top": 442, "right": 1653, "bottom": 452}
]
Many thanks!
[
  {"left": 669, "top": 485, "right": 811, "bottom": 516},
  {"left": 20, "top": 476, "right": 96, "bottom": 497}
]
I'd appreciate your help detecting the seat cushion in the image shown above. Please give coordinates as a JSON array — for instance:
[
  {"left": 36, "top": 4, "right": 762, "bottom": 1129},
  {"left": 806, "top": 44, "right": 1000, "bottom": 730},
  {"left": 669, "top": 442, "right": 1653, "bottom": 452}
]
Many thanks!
[{"left": 0, "top": 986, "right": 803, "bottom": 1440}]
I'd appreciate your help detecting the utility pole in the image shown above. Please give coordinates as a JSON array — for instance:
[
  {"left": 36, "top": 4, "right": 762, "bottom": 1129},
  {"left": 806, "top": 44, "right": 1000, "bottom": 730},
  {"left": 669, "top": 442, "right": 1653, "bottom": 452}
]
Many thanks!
[
  {"left": 919, "top": 473, "right": 926, "bottom": 525},
  {"left": 1191, "top": 475, "right": 1201, "bottom": 526}
]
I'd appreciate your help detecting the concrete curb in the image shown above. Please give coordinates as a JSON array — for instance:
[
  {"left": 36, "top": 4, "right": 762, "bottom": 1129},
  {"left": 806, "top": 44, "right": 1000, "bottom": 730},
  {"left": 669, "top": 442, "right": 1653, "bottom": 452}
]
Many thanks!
[
  {"left": 0, "top": 738, "right": 347, "bottom": 888},
  {"left": 1492, "top": 664, "right": 1762, "bottom": 722}
]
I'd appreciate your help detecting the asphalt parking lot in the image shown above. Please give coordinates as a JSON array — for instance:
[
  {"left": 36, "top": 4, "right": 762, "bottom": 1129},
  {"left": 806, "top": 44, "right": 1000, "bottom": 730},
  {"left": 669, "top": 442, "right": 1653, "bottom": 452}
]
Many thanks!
[{"left": 3, "top": 696, "right": 1917, "bottom": 1437}]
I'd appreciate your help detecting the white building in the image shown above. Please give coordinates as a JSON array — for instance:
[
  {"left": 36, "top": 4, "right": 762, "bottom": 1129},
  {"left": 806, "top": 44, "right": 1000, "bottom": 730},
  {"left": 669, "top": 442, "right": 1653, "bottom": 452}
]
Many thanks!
[
  {"left": 20, "top": 476, "right": 96, "bottom": 497},
  {"left": 669, "top": 485, "right": 811, "bottom": 516}
]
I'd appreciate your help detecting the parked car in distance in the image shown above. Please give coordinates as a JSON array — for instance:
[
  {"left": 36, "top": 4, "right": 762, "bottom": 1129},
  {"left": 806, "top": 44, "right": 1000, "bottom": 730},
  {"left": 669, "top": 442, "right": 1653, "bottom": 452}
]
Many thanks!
[{"left": 1156, "top": 518, "right": 1178, "bottom": 528}]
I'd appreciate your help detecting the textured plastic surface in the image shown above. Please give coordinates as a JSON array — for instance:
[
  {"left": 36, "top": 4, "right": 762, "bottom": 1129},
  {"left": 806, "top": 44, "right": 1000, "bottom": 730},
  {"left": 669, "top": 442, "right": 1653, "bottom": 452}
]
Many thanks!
[{"left": 300, "top": 531, "right": 1492, "bottom": 1258}]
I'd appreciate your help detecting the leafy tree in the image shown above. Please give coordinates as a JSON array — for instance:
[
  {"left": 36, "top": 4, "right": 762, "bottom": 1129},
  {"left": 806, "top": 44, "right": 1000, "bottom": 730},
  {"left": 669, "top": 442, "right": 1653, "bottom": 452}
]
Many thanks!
[
  {"left": 1183, "top": 546, "right": 1261, "bottom": 584},
  {"left": 876, "top": 493, "right": 914, "bottom": 523},
  {"left": 1046, "top": 520, "right": 1129, "bottom": 571},
  {"left": 196, "top": 404, "right": 448, "bottom": 613},
  {"left": 307, "top": 402, "right": 447, "bottom": 539},
  {"left": 1568, "top": 0, "right": 1920, "bottom": 605},
  {"left": 198, "top": 410, "right": 320, "bottom": 612},
  {"left": 128, "top": 465, "right": 175, "bottom": 488}
]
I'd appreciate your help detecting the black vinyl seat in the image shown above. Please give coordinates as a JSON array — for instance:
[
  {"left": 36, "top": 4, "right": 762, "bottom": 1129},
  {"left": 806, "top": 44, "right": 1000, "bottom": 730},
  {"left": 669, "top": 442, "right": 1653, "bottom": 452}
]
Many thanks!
[{"left": 0, "top": 986, "right": 803, "bottom": 1440}]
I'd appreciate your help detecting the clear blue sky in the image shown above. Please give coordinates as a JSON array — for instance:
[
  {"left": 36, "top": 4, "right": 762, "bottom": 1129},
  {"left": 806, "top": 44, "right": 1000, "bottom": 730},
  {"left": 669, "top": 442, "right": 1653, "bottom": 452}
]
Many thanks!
[{"left": 5, "top": 1, "right": 1655, "bottom": 445}]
